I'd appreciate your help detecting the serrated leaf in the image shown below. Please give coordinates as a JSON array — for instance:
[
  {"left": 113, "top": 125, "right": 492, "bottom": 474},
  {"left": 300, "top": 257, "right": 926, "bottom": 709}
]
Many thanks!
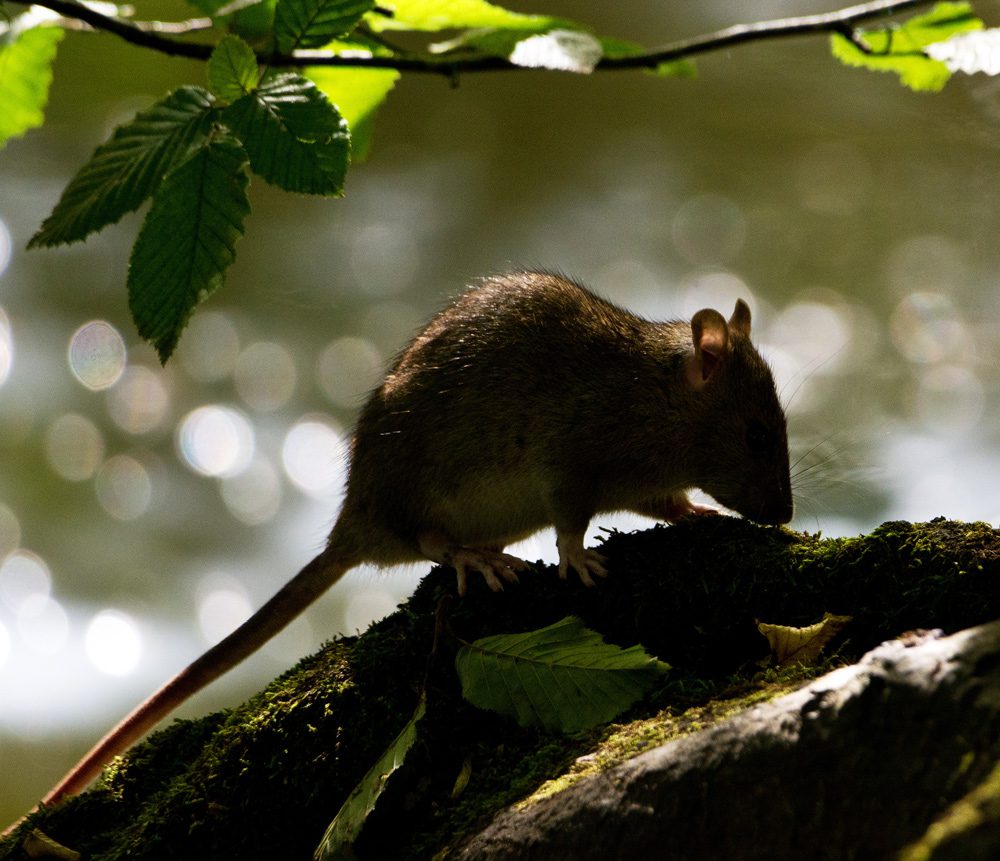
[
  {"left": 0, "top": 24, "right": 63, "bottom": 149},
  {"left": 830, "top": 1, "right": 982, "bottom": 92},
  {"left": 223, "top": 72, "right": 350, "bottom": 195},
  {"left": 314, "top": 697, "right": 425, "bottom": 861},
  {"left": 369, "top": 0, "right": 553, "bottom": 32},
  {"left": 455, "top": 616, "right": 670, "bottom": 733},
  {"left": 127, "top": 135, "right": 251, "bottom": 362},
  {"left": 758, "top": 612, "right": 853, "bottom": 667},
  {"left": 926, "top": 28, "right": 1000, "bottom": 74},
  {"left": 208, "top": 35, "right": 260, "bottom": 102},
  {"left": 275, "top": 0, "right": 373, "bottom": 52},
  {"left": 307, "top": 61, "right": 398, "bottom": 162},
  {"left": 30, "top": 87, "right": 218, "bottom": 248}
]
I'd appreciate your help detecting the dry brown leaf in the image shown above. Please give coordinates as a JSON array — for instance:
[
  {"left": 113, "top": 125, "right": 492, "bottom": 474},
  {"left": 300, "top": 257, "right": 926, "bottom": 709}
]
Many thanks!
[
  {"left": 757, "top": 612, "right": 853, "bottom": 667},
  {"left": 23, "top": 829, "right": 81, "bottom": 861}
]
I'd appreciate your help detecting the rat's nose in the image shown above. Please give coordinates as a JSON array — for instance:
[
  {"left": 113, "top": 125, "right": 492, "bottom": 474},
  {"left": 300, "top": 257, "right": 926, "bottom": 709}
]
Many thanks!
[{"left": 759, "top": 495, "right": 793, "bottom": 525}]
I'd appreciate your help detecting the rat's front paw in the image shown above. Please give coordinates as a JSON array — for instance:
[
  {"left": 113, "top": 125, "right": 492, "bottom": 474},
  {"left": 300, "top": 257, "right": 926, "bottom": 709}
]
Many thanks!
[{"left": 555, "top": 529, "right": 608, "bottom": 587}]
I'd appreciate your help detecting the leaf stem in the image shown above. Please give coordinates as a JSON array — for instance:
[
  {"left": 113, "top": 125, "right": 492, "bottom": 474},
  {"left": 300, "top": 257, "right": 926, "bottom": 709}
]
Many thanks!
[{"left": 10, "top": 0, "right": 938, "bottom": 74}]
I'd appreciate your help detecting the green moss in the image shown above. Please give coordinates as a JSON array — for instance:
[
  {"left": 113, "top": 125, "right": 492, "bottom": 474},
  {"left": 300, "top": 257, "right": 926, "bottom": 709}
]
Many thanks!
[
  {"left": 521, "top": 670, "right": 815, "bottom": 807},
  {"left": 2, "top": 518, "right": 997, "bottom": 861}
]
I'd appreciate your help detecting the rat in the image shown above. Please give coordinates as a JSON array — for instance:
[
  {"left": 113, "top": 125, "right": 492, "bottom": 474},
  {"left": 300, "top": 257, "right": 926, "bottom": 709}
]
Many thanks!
[{"left": 29, "top": 269, "right": 793, "bottom": 812}]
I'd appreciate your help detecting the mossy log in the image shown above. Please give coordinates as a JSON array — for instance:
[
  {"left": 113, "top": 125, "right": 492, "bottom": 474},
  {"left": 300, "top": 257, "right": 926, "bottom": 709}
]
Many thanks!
[{"left": 2, "top": 517, "right": 998, "bottom": 861}]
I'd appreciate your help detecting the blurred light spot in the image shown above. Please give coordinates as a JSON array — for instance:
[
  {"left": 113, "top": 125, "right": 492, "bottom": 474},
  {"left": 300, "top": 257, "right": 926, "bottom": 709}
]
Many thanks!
[
  {"left": 176, "top": 312, "right": 240, "bottom": 382},
  {"left": 107, "top": 365, "right": 170, "bottom": 434},
  {"left": 890, "top": 293, "right": 965, "bottom": 364},
  {"left": 881, "top": 433, "right": 993, "bottom": 522},
  {"left": 68, "top": 321, "right": 126, "bottom": 390},
  {"left": 282, "top": 417, "right": 346, "bottom": 499},
  {"left": 794, "top": 142, "right": 873, "bottom": 216},
  {"left": 0, "top": 307, "right": 14, "bottom": 386},
  {"left": 0, "top": 505, "right": 21, "bottom": 561},
  {"left": 197, "top": 575, "right": 252, "bottom": 645},
  {"left": 16, "top": 593, "right": 69, "bottom": 655},
  {"left": 672, "top": 194, "right": 746, "bottom": 266},
  {"left": 95, "top": 455, "right": 152, "bottom": 520},
  {"left": 44, "top": 413, "right": 105, "bottom": 481},
  {"left": 772, "top": 302, "right": 853, "bottom": 400},
  {"left": 85, "top": 609, "right": 142, "bottom": 676},
  {"left": 0, "top": 218, "right": 11, "bottom": 276},
  {"left": 344, "top": 588, "right": 399, "bottom": 634},
  {"left": 915, "top": 365, "right": 984, "bottom": 435},
  {"left": 234, "top": 342, "right": 297, "bottom": 412},
  {"left": 0, "top": 549, "right": 51, "bottom": 611},
  {"left": 0, "top": 621, "right": 8, "bottom": 668},
  {"left": 316, "top": 337, "right": 383, "bottom": 408},
  {"left": 221, "top": 456, "right": 283, "bottom": 525},
  {"left": 350, "top": 222, "right": 420, "bottom": 295},
  {"left": 885, "top": 235, "right": 967, "bottom": 296},
  {"left": 177, "top": 405, "right": 254, "bottom": 477},
  {"left": 679, "top": 270, "right": 752, "bottom": 320}
]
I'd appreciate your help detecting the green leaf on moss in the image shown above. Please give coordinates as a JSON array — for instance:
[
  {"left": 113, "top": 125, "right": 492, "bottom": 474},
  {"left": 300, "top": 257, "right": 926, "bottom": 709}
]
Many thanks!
[
  {"left": 830, "top": 0, "right": 982, "bottom": 92},
  {"left": 127, "top": 134, "right": 251, "bottom": 362},
  {"left": 314, "top": 697, "right": 426, "bottom": 861},
  {"left": 275, "top": 0, "right": 373, "bottom": 52},
  {"left": 30, "top": 86, "right": 218, "bottom": 248},
  {"left": 208, "top": 35, "right": 260, "bottom": 102},
  {"left": 223, "top": 72, "right": 350, "bottom": 195},
  {"left": 0, "top": 22, "right": 63, "bottom": 149},
  {"left": 455, "top": 616, "right": 670, "bottom": 733}
]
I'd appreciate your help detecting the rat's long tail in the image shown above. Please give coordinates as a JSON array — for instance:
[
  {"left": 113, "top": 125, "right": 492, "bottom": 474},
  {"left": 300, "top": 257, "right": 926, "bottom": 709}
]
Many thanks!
[{"left": 8, "top": 550, "right": 348, "bottom": 831}]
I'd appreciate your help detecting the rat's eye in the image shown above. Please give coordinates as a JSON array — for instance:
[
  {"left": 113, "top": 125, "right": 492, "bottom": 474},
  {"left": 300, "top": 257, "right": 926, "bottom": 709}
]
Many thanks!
[{"left": 746, "top": 422, "right": 770, "bottom": 452}]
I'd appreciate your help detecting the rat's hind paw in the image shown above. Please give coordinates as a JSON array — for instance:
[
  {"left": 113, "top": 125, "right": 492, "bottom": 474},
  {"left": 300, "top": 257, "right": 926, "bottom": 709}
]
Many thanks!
[{"left": 450, "top": 548, "right": 528, "bottom": 595}]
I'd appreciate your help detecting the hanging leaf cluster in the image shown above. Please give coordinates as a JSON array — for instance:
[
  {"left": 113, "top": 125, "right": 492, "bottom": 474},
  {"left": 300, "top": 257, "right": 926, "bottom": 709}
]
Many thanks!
[{"left": 24, "top": 32, "right": 351, "bottom": 361}]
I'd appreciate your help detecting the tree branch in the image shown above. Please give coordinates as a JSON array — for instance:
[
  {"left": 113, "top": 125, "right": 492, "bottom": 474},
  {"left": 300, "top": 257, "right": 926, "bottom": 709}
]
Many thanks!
[{"left": 12, "top": 0, "right": 937, "bottom": 74}]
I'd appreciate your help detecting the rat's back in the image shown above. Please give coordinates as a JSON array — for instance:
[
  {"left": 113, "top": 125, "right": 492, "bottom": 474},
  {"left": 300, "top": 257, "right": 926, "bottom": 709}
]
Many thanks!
[{"left": 335, "top": 271, "right": 687, "bottom": 561}]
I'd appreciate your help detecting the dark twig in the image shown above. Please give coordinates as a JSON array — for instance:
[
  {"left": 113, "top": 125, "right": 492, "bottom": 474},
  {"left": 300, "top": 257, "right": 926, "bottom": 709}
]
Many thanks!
[{"left": 10, "top": 0, "right": 936, "bottom": 74}]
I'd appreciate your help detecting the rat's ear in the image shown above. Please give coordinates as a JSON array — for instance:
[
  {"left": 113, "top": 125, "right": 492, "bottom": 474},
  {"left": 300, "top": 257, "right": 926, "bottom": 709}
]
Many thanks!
[
  {"left": 729, "top": 299, "right": 751, "bottom": 338},
  {"left": 686, "top": 308, "right": 729, "bottom": 390}
]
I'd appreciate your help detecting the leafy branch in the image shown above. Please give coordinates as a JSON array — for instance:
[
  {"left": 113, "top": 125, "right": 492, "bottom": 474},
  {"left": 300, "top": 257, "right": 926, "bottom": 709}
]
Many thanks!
[
  {"left": 7, "top": 0, "right": 946, "bottom": 72},
  {"left": 0, "top": 0, "right": 990, "bottom": 360}
]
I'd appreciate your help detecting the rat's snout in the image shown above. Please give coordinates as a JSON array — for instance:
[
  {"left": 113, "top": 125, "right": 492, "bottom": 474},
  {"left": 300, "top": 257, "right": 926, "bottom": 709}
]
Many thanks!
[
  {"left": 757, "top": 496, "right": 794, "bottom": 526},
  {"left": 737, "top": 479, "right": 793, "bottom": 526}
]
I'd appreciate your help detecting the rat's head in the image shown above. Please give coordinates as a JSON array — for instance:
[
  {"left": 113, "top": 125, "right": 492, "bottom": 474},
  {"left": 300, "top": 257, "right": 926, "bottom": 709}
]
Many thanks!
[{"left": 681, "top": 300, "right": 793, "bottom": 525}]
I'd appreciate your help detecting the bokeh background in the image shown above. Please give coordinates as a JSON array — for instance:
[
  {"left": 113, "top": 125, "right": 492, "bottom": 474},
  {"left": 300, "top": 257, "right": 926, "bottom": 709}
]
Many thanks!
[{"left": 2, "top": 0, "right": 999, "bottom": 823}]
